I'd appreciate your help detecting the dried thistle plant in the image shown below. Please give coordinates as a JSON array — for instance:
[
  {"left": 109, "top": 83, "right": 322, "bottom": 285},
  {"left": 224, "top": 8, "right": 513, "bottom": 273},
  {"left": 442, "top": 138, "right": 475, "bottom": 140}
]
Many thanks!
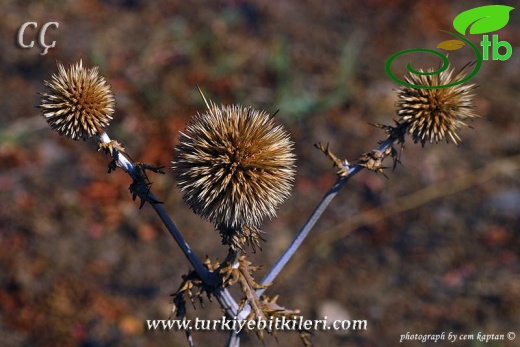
[
  {"left": 395, "top": 64, "right": 479, "bottom": 145},
  {"left": 38, "top": 61, "right": 167, "bottom": 210},
  {"left": 172, "top": 95, "right": 296, "bottom": 251},
  {"left": 37, "top": 56, "right": 486, "bottom": 347},
  {"left": 317, "top": 65, "right": 480, "bottom": 180},
  {"left": 39, "top": 60, "right": 115, "bottom": 141}
]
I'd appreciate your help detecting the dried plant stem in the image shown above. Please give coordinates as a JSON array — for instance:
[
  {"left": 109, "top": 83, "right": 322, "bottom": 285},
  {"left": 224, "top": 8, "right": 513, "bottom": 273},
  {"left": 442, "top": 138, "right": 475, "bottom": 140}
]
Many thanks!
[
  {"left": 258, "top": 174, "right": 354, "bottom": 290},
  {"left": 148, "top": 194, "right": 211, "bottom": 282},
  {"left": 315, "top": 153, "right": 520, "bottom": 254},
  {"left": 98, "top": 132, "right": 240, "bottom": 318},
  {"left": 99, "top": 133, "right": 209, "bottom": 280},
  {"left": 258, "top": 138, "right": 394, "bottom": 291},
  {"left": 232, "top": 139, "right": 394, "bottom": 322},
  {"left": 226, "top": 330, "right": 241, "bottom": 347},
  {"left": 277, "top": 153, "right": 520, "bottom": 281}
]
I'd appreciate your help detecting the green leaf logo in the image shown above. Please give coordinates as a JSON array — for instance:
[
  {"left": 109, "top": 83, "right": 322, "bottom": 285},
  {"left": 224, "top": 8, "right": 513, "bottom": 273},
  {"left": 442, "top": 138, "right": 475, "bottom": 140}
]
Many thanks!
[{"left": 453, "top": 5, "right": 514, "bottom": 35}]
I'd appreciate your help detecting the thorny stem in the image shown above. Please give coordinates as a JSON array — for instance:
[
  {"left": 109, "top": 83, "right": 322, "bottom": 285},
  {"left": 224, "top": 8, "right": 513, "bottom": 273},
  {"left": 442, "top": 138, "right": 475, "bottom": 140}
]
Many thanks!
[
  {"left": 101, "top": 128, "right": 394, "bottom": 345},
  {"left": 236, "top": 138, "right": 395, "bottom": 320},
  {"left": 98, "top": 131, "right": 240, "bottom": 319},
  {"left": 232, "top": 139, "right": 394, "bottom": 323},
  {"left": 99, "top": 133, "right": 209, "bottom": 280},
  {"left": 148, "top": 196, "right": 211, "bottom": 282}
]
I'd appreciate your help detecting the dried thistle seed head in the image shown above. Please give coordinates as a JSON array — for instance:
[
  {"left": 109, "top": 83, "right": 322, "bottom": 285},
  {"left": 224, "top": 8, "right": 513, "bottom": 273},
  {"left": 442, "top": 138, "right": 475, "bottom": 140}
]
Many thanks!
[
  {"left": 395, "top": 64, "right": 479, "bottom": 145},
  {"left": 39, "top": 60, "right": 115, "bottom": 141},
  {"left": 172, "top": 101, "right": 296, "bottom": 237}
]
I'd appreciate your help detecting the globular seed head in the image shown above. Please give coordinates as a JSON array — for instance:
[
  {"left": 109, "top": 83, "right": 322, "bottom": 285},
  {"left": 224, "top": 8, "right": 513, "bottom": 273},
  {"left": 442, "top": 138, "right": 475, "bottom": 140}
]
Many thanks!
[
  {"left": 39, "top": 60, "right": 115, "bottom": 141},
  {"left": 395, "top": 64, "right": 479, "bottom": 145},
  {"left": 172, "top": 99, "right": 296, "bottom": 249}
]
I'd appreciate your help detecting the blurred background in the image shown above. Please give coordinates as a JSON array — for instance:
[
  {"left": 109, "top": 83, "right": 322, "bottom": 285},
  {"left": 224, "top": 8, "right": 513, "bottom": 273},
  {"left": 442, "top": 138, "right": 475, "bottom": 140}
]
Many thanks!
[{"left": 0, "top": 1, "right": 519, "bottom": 346}]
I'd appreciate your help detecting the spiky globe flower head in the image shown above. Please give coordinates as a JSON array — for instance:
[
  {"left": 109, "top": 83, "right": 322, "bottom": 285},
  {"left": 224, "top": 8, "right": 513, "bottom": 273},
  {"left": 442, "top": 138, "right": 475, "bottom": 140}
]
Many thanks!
[
  {"left": 172, "top": 98, "right": 296, "bottom": 251},
  {"left": 39, "top": 60, "right": 115, "bottom": 141},
  {"left": 395, "top": 64, "right": 479, "bottom": 145}
]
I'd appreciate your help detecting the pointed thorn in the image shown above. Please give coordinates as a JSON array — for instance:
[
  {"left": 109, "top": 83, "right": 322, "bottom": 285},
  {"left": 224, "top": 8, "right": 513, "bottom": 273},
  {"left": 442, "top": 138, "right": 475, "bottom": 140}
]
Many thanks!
[{"left": 196, "top": 85, "right": 211, "bottom": 110}]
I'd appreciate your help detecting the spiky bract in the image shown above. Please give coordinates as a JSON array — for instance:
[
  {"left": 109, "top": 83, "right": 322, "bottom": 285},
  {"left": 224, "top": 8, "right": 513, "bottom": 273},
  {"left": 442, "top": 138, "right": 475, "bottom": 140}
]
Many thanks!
[
  {"left": 172, "top": 101, "right": 295, "bottom": 249},
  {"left": 39, "top": 60, "right": 115, "bottom": 140},
  {"left": 395, "top": 65, "right": 478, "bottom": 145}
]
